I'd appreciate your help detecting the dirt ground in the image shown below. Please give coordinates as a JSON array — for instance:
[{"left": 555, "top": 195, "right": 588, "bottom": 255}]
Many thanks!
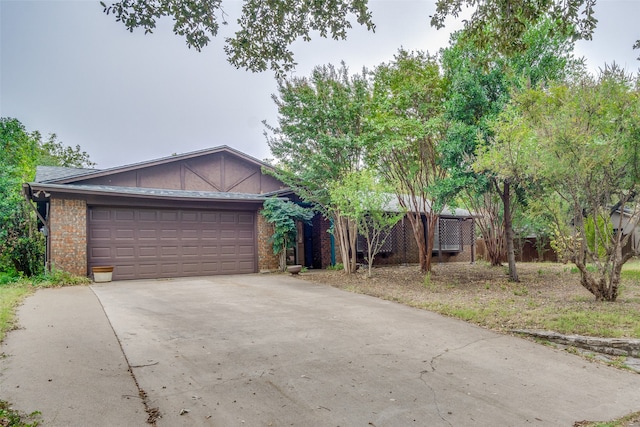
[{"left": 299, "top": 262, "right": 640, "bottom": 339}]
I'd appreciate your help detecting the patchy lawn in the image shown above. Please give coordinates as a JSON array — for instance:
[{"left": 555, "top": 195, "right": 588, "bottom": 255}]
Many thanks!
[{"left": 299, "top": 261, "right": 640, "bottom": 339}]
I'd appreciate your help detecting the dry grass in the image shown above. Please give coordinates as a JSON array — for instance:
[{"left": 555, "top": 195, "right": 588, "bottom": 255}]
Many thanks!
[{"left": 299, "top": 261, "right": 640, "bottom": 339}]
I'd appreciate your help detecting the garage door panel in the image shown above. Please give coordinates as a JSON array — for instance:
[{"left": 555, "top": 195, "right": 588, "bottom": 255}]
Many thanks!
[
  {"left": 201, "top": 262, "right": 219, "bottom": 273},
  {"left": 139, "top": 247, "right": 157, "bottom": 257},
  {"left": 115, "top": 229, "right": 134, "bottom": 239},
  {"left": 139, "top": 229, "right": 157, "bottom": 239},
  {"left": 161, "top": 246, "right": 179, "bottom": 256},
  {"left": 90, "top": 247, "right": 111, "bottom": 258},
  {"left": 182, "top": 246, "right": 199, "bottom": 256},
  {"left": 138, "top": 211, "right": 157, "bottom": 221},
  {"left": 238, "top": 230, "right": 254, "bottom": 239},
  {"left": 202, "top": 246, "right": 218, "bottom": 255},
  {"left": 88, "top": 207, "right": 256, "bottom": 280},
  {"left": 115, "top": 247, "right": 135, "bottom": 258},
  {"left": 181, "top": 229, "right": 199, "bottom": 240},
  {"left": 181, "top": 212, "right": 198, "bottom": 222},
  {"left": 161, "top": 263, "right": 180, "bottom": 274},
  {"left": 237, "top": 260, "right": 255, "bottom": 271},
  {"left": 220, "top": 229, "right": 238, "bottom": 239},
  {"left": 201, "top": 230, "right": 218, "bottom": 240},
  {"left": 91, "top": 209, "right": 111, "bottom": 221},
  {"left": 182, "top": 263, "right": 201, "bottom": 274},
  {"left": 160, "top": 211, "right": 178, "bottom": 221},
  {"left": 220, "top": 260, "right": 239, "bottom": 272},
  {"left": 220, "top": 245, "right": 239, "bottom": 256},
  {"left": 91, "top": 229, "right": 111, "bottom": 239},
  {"left": 115, "top": 210, "right": 135, "bottom": 221},
  {"left": 137, "top": 263, "right": 158, "bottom": 274},
  {"left": 238, "top": 213, "right": 253, "bottom": 224},
  {"left": 116, "top": 264, "right": 136, "bottom": 277},
  {"left": 160, "top": 229, "right": 178, "bottom": 239},
  {"left": 238, "top": 244, "right": 254, "bottom": 255},
  {"left": 201, "top": 212, "right": 219, "bottom": 222}
]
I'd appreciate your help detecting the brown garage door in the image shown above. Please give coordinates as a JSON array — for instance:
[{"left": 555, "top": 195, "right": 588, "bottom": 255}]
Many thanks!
[{"left": 88, "top": 207, "right": 256, "bottom": 280}]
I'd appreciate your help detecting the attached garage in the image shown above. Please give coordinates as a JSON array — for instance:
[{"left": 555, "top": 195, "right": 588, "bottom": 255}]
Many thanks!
[
  {"left": 24, "top": 146, "right": 289, "bottom": 280},
  {"left": 88, "top": 207, "right": 256, "bottom": 280}
]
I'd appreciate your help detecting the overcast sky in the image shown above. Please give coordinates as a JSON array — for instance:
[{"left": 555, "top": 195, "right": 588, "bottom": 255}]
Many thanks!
[{"left": 1, "top": 0, "right": 639, "bottom": 169}]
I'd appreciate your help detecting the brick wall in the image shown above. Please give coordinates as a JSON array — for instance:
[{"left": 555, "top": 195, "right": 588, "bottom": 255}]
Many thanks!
[
  {"left": 313, "top": 214, "right": 333, "bottom": 268},
  {"left": 257, "top": 211, "right": 280, "bottom": 271},
  {"left": 49, "top": 198, "right": 87, "bottom": 276}
]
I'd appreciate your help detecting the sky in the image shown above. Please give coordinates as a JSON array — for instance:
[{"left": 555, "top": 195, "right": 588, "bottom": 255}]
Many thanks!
[{"left": 1, "top": 0, "right": 639, "bottom": 169}]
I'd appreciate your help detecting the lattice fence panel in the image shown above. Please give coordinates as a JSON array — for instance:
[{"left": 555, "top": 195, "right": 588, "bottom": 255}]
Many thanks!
[
  {"left": 461, "top": 218, "right": 475, "bottom": 245},
  {"left": 357, "top": 220, "right": 401, "bottom": 253},
  {"left": 439, "top": 218, "right": 462, "bottom": 248}
]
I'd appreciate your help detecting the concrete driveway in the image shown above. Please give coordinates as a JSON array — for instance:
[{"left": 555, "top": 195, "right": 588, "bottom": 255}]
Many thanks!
[{"left": 89, "top": 274, "right": 640, "bottom": 426}]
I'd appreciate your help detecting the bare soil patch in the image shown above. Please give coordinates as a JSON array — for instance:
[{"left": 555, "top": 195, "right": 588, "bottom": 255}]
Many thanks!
[{"left": 299, "top": 262, "right": 640, "bottom": 338}]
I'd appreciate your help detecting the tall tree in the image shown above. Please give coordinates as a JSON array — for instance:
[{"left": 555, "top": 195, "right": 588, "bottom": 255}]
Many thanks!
[
  {"left": 488, "top": 66, "right": 640, "bottom": 301},
  {"left": 369, "top": 49, "right": 448, "bottom": 273},
  {"left": 439, "top": 19, "right": 579, "bottom": 281},
  {"left": 265, "top": 64, "right": 370, "bottom": 273}
]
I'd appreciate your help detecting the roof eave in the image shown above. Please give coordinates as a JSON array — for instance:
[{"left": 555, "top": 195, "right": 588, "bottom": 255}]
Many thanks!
[{"left": 26, "top": 183, "right": 272, "bottom": 204}]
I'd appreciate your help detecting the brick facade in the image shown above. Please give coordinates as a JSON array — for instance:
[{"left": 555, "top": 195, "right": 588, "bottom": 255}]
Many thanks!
[
  {"left": 257, "top": 211, "right": 280, "bottom": 272},
  {"left": 312, "top": 214, "right": 333, "bottom": 268},
  {"left": 49, "top": 198, "right": 87, "bottom": 275}
]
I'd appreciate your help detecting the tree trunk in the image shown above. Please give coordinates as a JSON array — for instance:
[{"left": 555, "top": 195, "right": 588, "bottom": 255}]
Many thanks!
[
  {"left": 464, "top": 190, "right": 505, "bottom": 266},
  {"left": 425, "top": 214, "right": 438, "bottom": 273},
  {"left": 497, "top": 180, "right": 518, "bottom": 282},
  {"left": 576, "top": 243, "right": 626, "bottom": 302},
  {"left": 486, "top": 236, "right": 504, "bottom": 266},
  {"left": 333, "top": 213, "right": 357, "bottom": 274},
  {"left": 405, "top": 211, "right": 428, "bottom": 272},
  {"left": 279, "top": 248, "right": 287, "bottom": 272},
  {"left": 348, "top": 217, "right": 358, "bottom": 273}
]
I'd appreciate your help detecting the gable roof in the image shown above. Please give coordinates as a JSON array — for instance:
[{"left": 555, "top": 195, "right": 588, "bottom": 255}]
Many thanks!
[
  {"left": 38, "top": 145, "right": 274, "bottom": 184},
  {"left": 26, "top": 145, "right": 289, "bottom": 204}
]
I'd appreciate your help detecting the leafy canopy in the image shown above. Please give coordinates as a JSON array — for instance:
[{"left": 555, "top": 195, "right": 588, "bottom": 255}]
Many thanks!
[
  {"left": 101, "top": 0, "right": 374, "bottom": 75},
  {"left": 265, "top": 62, "right": 370, "bottom": 214},
  {"left": 102, "top": 0, "right": 638, "bottom": 74}
]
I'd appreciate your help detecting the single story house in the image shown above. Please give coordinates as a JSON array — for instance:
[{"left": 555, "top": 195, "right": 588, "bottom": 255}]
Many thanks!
[{"left": 24, "top": 146, "right": 475, "bottom": 280}]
